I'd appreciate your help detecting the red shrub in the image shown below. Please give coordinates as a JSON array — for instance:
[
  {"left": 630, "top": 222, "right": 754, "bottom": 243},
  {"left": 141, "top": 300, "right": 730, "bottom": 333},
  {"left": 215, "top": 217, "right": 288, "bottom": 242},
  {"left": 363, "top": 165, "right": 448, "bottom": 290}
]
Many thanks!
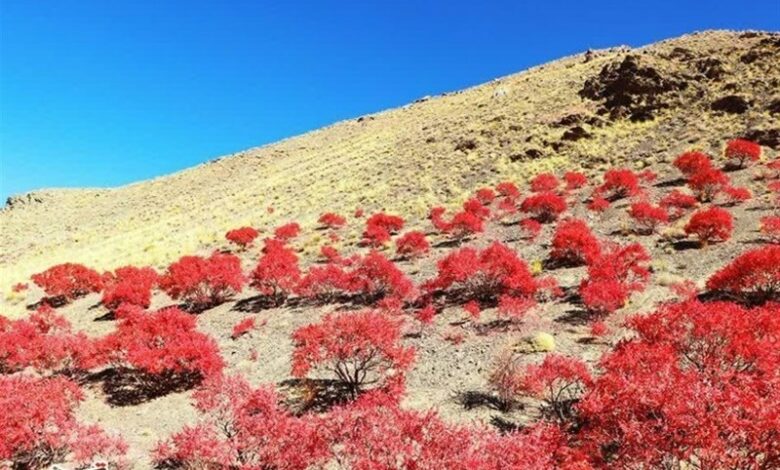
[
  {"left": 424, "top": 242, "right": 537, "bottom": 312},
  {"left": 348, "top": 250, "right": 415, "bottom": 303},
  {"left": 362, "top": 212, "right": 405, "bottom": 247},
  {"left": 720, "top": 185, "right": 751, "bottom": 206},
  {"left": 637, "top": 169, "right": 657, "bottom": 183},
  {"left": 530, "top": 173, "right": 560, "bottom": 193},
  {"left": 580, "top": 243, "right": 651, "bottom": 315},
  {"left": 760, "top": 216, "right": 780, "bottom": 243},
  {"left": 231, "top": 317, "right": 256, "bottom": 340},
  {"left": 415, "top": 304, "right": 436, "bottom": 327},
  {"left": 706, "top": 245, "right": 780, "bottom": 302},
  {"left": 101, "top": 265, "right": 158, "bottom": 310},
  {"left": 291, "top": 310, "right": 415, "bottom": 397},
  {"left": 563, "top": 171, "right": 588, "bottom": 190},
  {"left": 725, "top": 138, "right": 761, "bottom": 168},
  {"left": 660, "top": 189, "right": 698, "bottom": 219},
  {"left": 488, "top": 349, "right": 523, "bottom": 407},
  {"left": 0, "top": 375, "right": 127, "bottom": 469},
  {"left": 550, "top": 218, "right": 601, "bottom": 266},
  {"left": 674, "top": 151, "right": 713, "bottom": 177},
  {"left": 31, "top": 263, "right": 103, "bottom": 303},
  {"left": 225, "top": 226, "right": 259, "bottom": 249},
  {"left": 274, "top": 222, "right": 301, "bottom": 241},
  {"left": 463, "top": 300, "right": 482, "bottom": 320},
  {"left": 520, "top": 354, "right": 592, "bottom": 422},
  {"left": 596, "top": 169, "right": 640, "bottom": 200},
  {"left": 463, "top": 197, "right": 491, "bottom": 219},
  {"left": 628, "top": 201, "right": 669, "bottom": 234},
  {"left": 688, "top": 167, "right": 729, "bottom": 202},
  {"left": 297, "top": 263, "right": 352, "bottom": 303},
  {"left": 519, "top": 217, "right": 542, "bottom": 241},
  {"left": 319, "top": 244, "right": 341, "bottom": 263},
  {"left": 160, "top": 252, "right": 245, "bottom": 310},
  {"left": 395, "top": 230, "right": 430, "bottom": 259},
  {"left": 354, "top": 207, "right": 364, "bottom": 218},
  {"left": 12, "top": 282, "right": 28, "bottom": 292},
  {"left": 684, "top": 206, "right": 733, "bottom": 246},
  {"left": 520, "top": 192, "right": 567, "bottom": 223},
  {"left": 587, "top": 196, "right": 610, "bottom": 213},
  {"left": 580, "top": 279, "right": 631, "bottom": 316},
  {"left": 496, "top": 181, "right": 521, "bottom": 199},
  {"left": 475, "top": 187, "right": 497, "bottom": 204},
  {"left": 251, "top": 238, "right": 301, "bottom": 305},
  {"left": 101, "top": 305, "right": 223, "bottom": 380},
  {"left": 429, "top": 206, "right": 485, "bottom": 240},
  {"left": 318, "top": 212, "right": 346, "bottom": 229},
  {"left": 0, "top": 306, "right": 97, "bottom": 375}
]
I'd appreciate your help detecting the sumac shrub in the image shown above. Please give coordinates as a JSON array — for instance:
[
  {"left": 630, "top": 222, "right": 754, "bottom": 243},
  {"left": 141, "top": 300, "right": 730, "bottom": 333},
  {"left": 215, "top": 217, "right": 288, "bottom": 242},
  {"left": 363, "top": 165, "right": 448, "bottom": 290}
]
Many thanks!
[
  {"left": 348, "top": 250, "right": 415, "bottom": 303},
  {"left": 160, "top": 252, "right": 244, "bottom": 310},
  {"left": 628, "top": 201, "right": 668, "bottom": 234},
  {"left": 563, "top": 171, "right": 588, "bottom": 190},
  {"left": 101, "top": 265, "right": 158, "bottom": 310},
  {"left": 475, "top": 187, "right": 497, "bottom": 205},
  {"left": 519, "top": 354, "right": 592, "bottom": 422},
  {"left": 395, "top": 230, "right": 430, "bottom": 259},
  {"left": 496, "top": 181, "right": 521, "bottom": 199},
  {"left": 550, "top": 218, "right": 601, "bottom": 266},
  {"left": 760, "top": 216, "right": 780, "bottom": 243},
  {"left": 530, "top": 172, "right": 560, "bottom": 193},
  {"left": 520, "top": 192, "right": 567, "bottom": 223},
  {"left": 660, "top": 189, "right": 698, "bottom": 219},
  {"left": 251, "top": 238, "right": 301, "bottom": 305},
  {"left": 31, "top": 263, "right": 103, "bottom": 304},
  {"left": 674, "top": 151, "right": 713, "bottom": 177},
  {"left": 725, "top": 138, "right": 761, "bottom": 169},
  {"left": 684, "top": 206, "right": 733, "bottom": 246},
  {"left": 688, "top": 168, "right": 729, "bottom": 202},
  {"left": 488, "top": 348, "right": 523, "bottom": 408},
  {"left": 595, "top": 169, "right": 640, "bottom": 200},
  {"left": 362, "top": 212, "right": 404, "bottom": 247},
  {"left": 580, "top": 243, "right": 651, "bottom": 315},
  {"left": 706, "top": 245, "right": 780, "bottom": 303},
  {"left": 720, "top": 186, "right": 751, "bottom": 206},
  {"left": 519, "top": 217, "right": 542, "bottom": 241},
  {"left": 318, "top": 212, "right": 346, "bottom": 229},
  {"left": 274, "top": 222, "right": 301, "bottom": 241},
  {"left": 225, "top": 226, "right": 260, "bottom": 249},
  {"left": 291, "top": 310, "right": 415, "bottom": 397}
]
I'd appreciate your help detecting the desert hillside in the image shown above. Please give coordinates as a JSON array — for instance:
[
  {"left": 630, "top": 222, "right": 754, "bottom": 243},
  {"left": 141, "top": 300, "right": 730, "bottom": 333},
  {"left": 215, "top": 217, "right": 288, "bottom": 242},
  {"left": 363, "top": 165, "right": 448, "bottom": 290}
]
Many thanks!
[{"left": 1, "top": 30, "right": 778, "bottom": 301}]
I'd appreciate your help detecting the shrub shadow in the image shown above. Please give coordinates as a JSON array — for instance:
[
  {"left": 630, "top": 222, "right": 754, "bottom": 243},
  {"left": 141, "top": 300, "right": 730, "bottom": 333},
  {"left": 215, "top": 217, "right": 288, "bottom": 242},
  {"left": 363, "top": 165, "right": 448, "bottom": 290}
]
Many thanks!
[
  {"left": 279, "top": 378, "right": 354, "bottom": 414},
  {"left": 654, "top": 177, "right": 687, "bottom": 188},
  {"left": 671, "top": 240, "right": 700, "bottom": 251},
  {"left": 555, "top": 308, "right": 594, "bottom": 326},
  {"left": 84, "top": 367, "right": 202, "bottom": 407},
  {"left": 456, "top": 390, "right": 512, "bottom": 412}
]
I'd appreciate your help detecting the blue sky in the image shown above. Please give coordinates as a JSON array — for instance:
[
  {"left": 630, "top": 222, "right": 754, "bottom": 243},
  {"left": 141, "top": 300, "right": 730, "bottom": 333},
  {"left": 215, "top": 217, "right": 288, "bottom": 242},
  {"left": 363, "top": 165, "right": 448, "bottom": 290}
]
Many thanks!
[{"left": 1, "top": 1, "right": 778, "bottom": 200}]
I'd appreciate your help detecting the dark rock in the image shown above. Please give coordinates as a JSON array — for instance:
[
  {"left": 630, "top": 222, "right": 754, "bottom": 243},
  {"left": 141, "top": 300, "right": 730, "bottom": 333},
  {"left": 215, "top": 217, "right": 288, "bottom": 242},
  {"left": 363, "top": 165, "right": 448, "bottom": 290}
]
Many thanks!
[
  {"left": 767, "top": 99, "right": 780, "bottom": 115},
  {"left": 510, "top": 148, "right": 544, "bottom": 162},
  {"left": 695, "top": 58, "right": 726, "bottom": 80},
  {"left": 454, "top": 138, "right": 478, "bottom": 152},
  {"left": 561, "top": 126, "right": 591, "bottom": 141},
  {"left": 743, "top": 129, "right": 780, "bottom": 150},
  {"left": 711, "top": 95, "right": 750, "bottom": 114}
]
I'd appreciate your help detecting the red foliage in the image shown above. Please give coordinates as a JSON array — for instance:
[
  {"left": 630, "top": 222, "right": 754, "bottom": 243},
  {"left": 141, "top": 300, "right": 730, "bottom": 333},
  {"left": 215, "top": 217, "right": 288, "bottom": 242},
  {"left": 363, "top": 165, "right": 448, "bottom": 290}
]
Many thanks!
[
  {"left": 488, "top": 349, "right": 523, "bottom": 406},
  {"left": 348, "top": 250, "right": 415, "bottom": 303},
  {"left": 475, "top": 187, "right": 497, "bottom": 204},
  {"left": 0, "top": 306, "right": 97, "bottom": 375},
  {"left": 251, "top": 238, "right": 301, "bottom": 305},
  {"left": 725, "top": 138, "right": 761, "bottom": 168},
  {"left": 674, "top": 151, "right": 713, "bottom": 177},
  {"left": 550, "top": 218, "right": 601, "bottom": 266},
  {"left": 530, "top": 172, "right": 560, "bottom": 193},
  {"left": 761, "top": 215, "right": 780, "bottom": 243},
  {"left": 577, "top": 300, "right": 780, "bottom": 468},
  {"left": 160, "top": 252, "right": 244, "bottom": 310},
  {"left": 318, "top": 212, "right": 347, "bottom": 229},
  {"left": 395, "top": 230, "right": 430, "bottom": 259},
  {"left": 520, "top": 354, "right": 592, "bottom": 422},
  {"left": 425, "top": 242, "right": 537, "bottom": 312},
  {"left": 0, "top": 375, "right": 127, "bottom": 469},
  {"left": 231, "top": 317, "right": 256, "bottom": 340},
  {"left": 291, "top": 310, "right": 415, "bottom": 397},
  {"left": 296, "top": 263, "right": 353, "bottom": 303},
  {"left": 319, "top": 244, "right": 342, "bottom": 263},
  {"left": 31, "top": 263, "right": 103, "bottom": 303},
  {"left": 496, "top": 181, "right": 521, "bottom": 199},
  {"left": 520, "top": 192, "right": 567, "bottom": 223},
  {"left": 101, "top": 305, "right": 223, "bottom": 380},
  {"left": 587, "top": 196, "right": 610, "bottom": 213},
  {"left": 563, "top": 171, "right": 588, "bottom": 190},
  {"left": 580, "top": 243, "right": 651, "bottom": 315},
  {"left": 225, "top": 226, "right": 259, "bottom": 248},
  {"left": 596, "top": 169, "right": 640, "bottom": 200},
  {"left": 12, "top": 282, "right": 28, "bottom": 292},
  {"left": 101, "top": 265, "right": 158, "bottom": 310},
  {"left": 429, "top": 205, "right": 485, "bottom": 240},
  {"left": 463, "top": 300, "right": 482, "bottom": 320},
  {"left": 660, "top": 189, "right": 698, "bottom": 219},
  {"left": 684, "top": 206, "right": 733, "bottom": 245},
  {"left": 415, "top": 304, "right": 436, "bottom": 326},
  {"left": 463, "top": 197, "right": 491, "bottom": 219},
  {"left": 628, "top": 201, "right": 669, "bottom": 234},
  {"left": 274, "top": 222, "right": 301, "bottom": 241},
  {"left": 637, "top": 169, "right": 657, "bottom": 183},
  {"left": 720, "top": 185, "right": 752, "bottom": 206},
  {"left": 362, "top": 212, "right": 405, "bottom": 247},
  {"left": 519, "top": 217, "right": 542, "bottom": 240},
  {"left": 706, "top": 245, "right": 780, "bottom": 302},
  {"left": 688, "top": 167, "right": 729, "bottom": 202}
]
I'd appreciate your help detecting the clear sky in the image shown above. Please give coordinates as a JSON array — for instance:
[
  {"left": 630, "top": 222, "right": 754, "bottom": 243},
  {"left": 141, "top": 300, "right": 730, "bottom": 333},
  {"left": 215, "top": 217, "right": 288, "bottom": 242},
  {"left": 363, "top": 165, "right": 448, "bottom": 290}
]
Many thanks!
[{"left": 1, "top": 1, "right": 778, "bottom": 200}]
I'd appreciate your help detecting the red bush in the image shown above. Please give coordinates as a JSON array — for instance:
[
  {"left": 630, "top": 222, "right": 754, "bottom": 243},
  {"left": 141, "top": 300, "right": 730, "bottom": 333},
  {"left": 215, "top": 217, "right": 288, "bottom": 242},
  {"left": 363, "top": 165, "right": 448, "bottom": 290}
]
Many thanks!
[
  {"left": 362, "top": 212, "right": 405, "bottom": 247},
  {"left": 463, "top": 197, "right": 491, "bottom": 219},
  {"left": 160, "top": 252, "right": 245, "bottom": 310},
  {"left": 596, "top": 169, "right": 640, "bottom": 200},
  {"left": 488, "top": 349, "right": 523, "bottom": 407},
  {"left": 674, "top": 151, "right": 713, "bottom": 177},
  {"left": 725, "top": 138, "right": 761, "bottom": 168},
  {"left": 319, "top": 244, "right": 341, "bottom": 263},
  {"left": 496, "top": 181, "right": 521, "bottom": 199},
  {"left": 628, "top": 201, "right": 669, "bottom": 234},
  {"left": 12, "top": 282, "right": 28, "bottom": 292},
  {"left": 297, "top": 263, "right": 353, "bottom": 303},
  {"left": 563, "top": 171, "right": 588, "bottom": 190},
  {"left": 0, "top": 375, "right": 127, "bottom": 469},
  {"left": 231, "top": 317, "right": 256, "bottom": 340},
  {"left": 475, "top": 187, "right": 497, "bottom": 204},
  {"left": 31, "top": 263, "right": 103, "bottom": 303},
  {"left": 519, "top": 217, "right": 542, "bottom": 240},
  {"left": 580, "top": 243, "right": 651, "bottom": 315},
  {"left": 348, "top": 251, "right": 415, "bottom": 303},
  {"left": 101, "top": 305, "right": 223, "bottom": 380},
  {"left": 760, "top": 216, "right": 780, "bottom": 243},
  {"left": 706, "top": 245, "right": 780, "bottom": 302},
  {"left": 550, "top": 218, "right": 601, "bottom": 266},
  {"left": 101, "top": 265, "right": 158, "bottom": 310},
  {"left": 720, "top": 185, "right": 751, "bottom": 206},
  {"left": 637, "top": 169, "right": 657, "bottom": 183},
  {"left": 660, "top": 189, "right": 698, "bottom": 219},
  {"left": 425, "top": 242, "right": 537, "bottom": 313},
  {"left": 291, "top": 310, "right": 415, "bottom": 397},
  {"left": 520, "top": 192, "right": 567, "bottom": 223},
  {"left": 684, "top": 206, "right": 733, "bottom": 246},
  {"left": 587, "top": 196, "right": 610, "bottom": 213},
  {"left": 274, "top": 222, "right": 301, "bottom": 241},
  {"left": 318, "top": 212, "right": 346, "bottom": 229},
  {"left": 429, "top": 206, "right": 485, "bottom": 240},
  {"left": 251, "top": 238, "right": 301, "bottom": 305},
  {"left": 530, "top": 173, "right": 560, "bottom": 193},
  {"left": 688, "top": 167, "right": 729, "bottom": 202},
  {"left": 225, "top": 226, "right": 259, "bottom": 249},
  {"left": 395, "top": 230, "right": 430, "bottom": 259},
  {"left": 520, "top": 354, "right": 592, "bottom": 422}
]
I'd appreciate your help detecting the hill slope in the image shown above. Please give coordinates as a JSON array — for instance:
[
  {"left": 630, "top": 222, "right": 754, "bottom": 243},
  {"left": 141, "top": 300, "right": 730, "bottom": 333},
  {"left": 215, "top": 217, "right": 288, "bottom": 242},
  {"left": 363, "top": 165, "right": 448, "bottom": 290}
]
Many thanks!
[{"left": 2, "top": 30, "right": 778, "bottom": 298}]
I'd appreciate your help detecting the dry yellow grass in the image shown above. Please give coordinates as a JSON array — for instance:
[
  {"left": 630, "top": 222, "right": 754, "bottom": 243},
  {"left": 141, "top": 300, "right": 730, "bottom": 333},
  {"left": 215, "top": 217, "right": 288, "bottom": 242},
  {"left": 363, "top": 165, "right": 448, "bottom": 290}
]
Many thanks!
[{"left": 1, "top": 30, "right": 778, "bottom": 314}]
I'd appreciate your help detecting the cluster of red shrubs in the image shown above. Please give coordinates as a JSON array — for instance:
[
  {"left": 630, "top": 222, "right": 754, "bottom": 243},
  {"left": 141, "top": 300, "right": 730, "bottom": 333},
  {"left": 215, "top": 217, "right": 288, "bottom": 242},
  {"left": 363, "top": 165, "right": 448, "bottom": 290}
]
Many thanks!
[
  {"left": 549, "top": 218, "right": 600, "bottom": 266},
  {"left": 225, "top": 226, "right": 260, "bottom": 249},
  {"left": 318, "top": 212, "right": 346, "bottom": 229},
  {"left": 429, "top": 198, "right": 489, "bottom": 240},
  {"left": 725, "top": 138, "right": 761, "bottom": 168},
  {"left": 594, "top": 169, "right": 640, "bottom": 200},
  {"left": 160, "top": 252, "right": 245, "bottom": 310},
  {"left": 31, "top": 263, "right": 103, "bottom": 304},
  {"left": 706, "top": 245, "right": 780, "bottom": 303},
  {"left": 274, "top": 222, "right": 301, "bottom": 241},
  {"left": 628, "top": 201, "right": 668, "bottom": 234},
  {"left": 251, "top": 238, "right": 301, "bottom": 305},
  {"left": 101, "top": 265, "right": 158, "bottom": 309},
  {"left": 580, "top": 243, "right": 651, "bottom": 315},
  {"left": 362, "top": 212, "right": 404, "bottom": 247},
  {"left": 395, "top": 230, "right": 430, "bottom": 259},
  {"left": 520, "top": 192, "right": 567, "bottom": 223}
]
